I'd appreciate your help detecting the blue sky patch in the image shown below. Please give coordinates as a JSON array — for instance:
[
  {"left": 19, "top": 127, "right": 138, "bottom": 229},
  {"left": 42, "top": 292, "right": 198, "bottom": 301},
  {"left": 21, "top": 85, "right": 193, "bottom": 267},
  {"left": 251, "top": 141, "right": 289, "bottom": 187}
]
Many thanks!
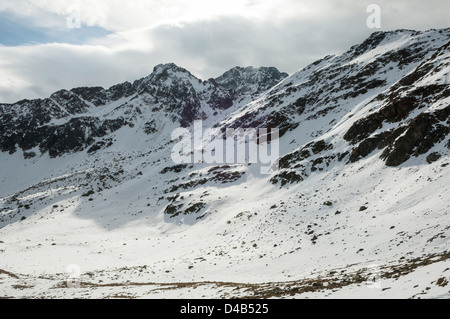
[{"left": 0, "top": 11, "right": 111, "bottom": 46}]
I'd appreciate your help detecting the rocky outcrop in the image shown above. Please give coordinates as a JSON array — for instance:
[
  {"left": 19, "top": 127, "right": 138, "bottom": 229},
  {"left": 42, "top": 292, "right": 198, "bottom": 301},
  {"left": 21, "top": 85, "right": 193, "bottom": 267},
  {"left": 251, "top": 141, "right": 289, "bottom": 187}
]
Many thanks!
[
  {"left": 346, "top": 97, "right": 449, "bottom": 166},
  {"left": 215, "top": 66, "right": 288, "bottom": 96},
  {"left": 380, "top": 108, "right": 449, "bottom": 166}
]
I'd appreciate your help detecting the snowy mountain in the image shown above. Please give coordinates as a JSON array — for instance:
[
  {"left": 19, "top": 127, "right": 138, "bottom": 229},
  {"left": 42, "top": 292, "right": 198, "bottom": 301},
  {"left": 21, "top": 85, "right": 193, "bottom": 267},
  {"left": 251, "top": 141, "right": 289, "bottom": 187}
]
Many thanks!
[
  {"left": 0, "top": 63, "right": 287, "bottom": 158},
  {"left": 0, "top": 28, "right": 449, "bottom": 299}
]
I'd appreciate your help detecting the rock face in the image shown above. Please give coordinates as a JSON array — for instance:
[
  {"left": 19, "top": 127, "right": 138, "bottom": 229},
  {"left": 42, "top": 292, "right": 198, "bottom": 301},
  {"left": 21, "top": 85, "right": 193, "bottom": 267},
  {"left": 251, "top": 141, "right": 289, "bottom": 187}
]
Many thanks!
[
  {"left": 214, "top": 66, "right": 288, "bottom": 96},
  {"left": 380, "top": 108, "right": 450, "bottom": 166},
  {"left": 263, "top": 29, "right": 449, "bottom": 186}
]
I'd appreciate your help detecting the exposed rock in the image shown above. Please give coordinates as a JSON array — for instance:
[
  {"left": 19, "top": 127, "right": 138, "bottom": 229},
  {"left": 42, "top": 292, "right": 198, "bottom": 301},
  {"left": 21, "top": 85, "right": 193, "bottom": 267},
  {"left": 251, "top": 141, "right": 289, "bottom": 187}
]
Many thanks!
[
  {"left": 381, "top": 111, "right": 449, "bottom": 166},
  {"left": 23, "top": 151, "right": 36, "bottom": 159},
  {"left": 380, "top": 96, "right": 417, "bottom": 123},
  {"left": 311, "top": 140, "right": 333, "bottom": 154},
  {"left": 160, "top": 164, "right": 188, "bottom": 174},
  {"left": 426, "top": 152, "right": 442, "bottom": 164},
  {"left": 144, "top": 120, "right": 158, "bottom": 134},
  {"left": 270, "top": 170, "right": 304, "bottom": 186},
  {"left": 349, "top": 137, "right": 381, "bottom": 163},
  {"left": 344, "top": 114, "right": 384, "bottom": 145},
  {"left": 184, "top": 202, "right": 206, "bottom": 215},
  {"left": 214, "top": 66, "right": 288, "bottom": 96},
  {"left": 279, "top": 147, "right": 311, "bottom": 170},
  {"left": 71, "top": 87, "right": 108, "bottom": 106}
]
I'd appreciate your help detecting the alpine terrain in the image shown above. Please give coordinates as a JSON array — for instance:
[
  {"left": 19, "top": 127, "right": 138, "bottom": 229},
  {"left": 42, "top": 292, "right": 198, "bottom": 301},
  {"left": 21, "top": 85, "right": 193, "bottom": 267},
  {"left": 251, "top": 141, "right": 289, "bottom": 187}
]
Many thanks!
[{"left": 0, "top": 28, "right": 449, "bottom": 299}]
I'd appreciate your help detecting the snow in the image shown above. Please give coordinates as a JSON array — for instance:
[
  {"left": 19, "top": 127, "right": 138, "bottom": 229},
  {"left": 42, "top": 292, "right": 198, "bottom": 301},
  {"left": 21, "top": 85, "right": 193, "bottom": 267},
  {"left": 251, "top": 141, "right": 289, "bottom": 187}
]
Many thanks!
[{"left": 0, "top": 28, "right": 449, "bottom": 299}]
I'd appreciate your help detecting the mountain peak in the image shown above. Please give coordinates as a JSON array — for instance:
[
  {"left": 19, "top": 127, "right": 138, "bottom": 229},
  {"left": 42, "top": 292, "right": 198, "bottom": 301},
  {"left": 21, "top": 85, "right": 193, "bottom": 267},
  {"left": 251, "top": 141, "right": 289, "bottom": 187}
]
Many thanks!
[
  {"left": 150, "top": 63, "right": 199, "bottom": 80},
  {"left": 152, "top": 62, "right": 185, "bottom": 73},
  {"left": 349, "top": 28, "right": 450, "bottom": 58},
  {"left": 215, "top": 66, "right": 288, "bottom": 95},
  {"left": 139, "top": 62, "right": 200, "bottom": 86}
]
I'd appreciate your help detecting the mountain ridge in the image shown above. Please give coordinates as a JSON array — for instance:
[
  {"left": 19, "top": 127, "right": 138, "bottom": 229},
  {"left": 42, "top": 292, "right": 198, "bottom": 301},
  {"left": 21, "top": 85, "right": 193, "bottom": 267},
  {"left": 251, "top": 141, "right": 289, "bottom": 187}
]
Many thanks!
[{"left": 0, "top": 63, "right": 288, "bottom": 156}]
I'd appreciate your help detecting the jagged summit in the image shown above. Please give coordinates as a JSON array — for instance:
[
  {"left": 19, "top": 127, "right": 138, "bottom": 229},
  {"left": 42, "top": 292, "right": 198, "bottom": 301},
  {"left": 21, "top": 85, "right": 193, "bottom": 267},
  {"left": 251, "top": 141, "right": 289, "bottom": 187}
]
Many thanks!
[
  {"left": 347, "top": 28, "right": 450, "bottom": 60},
  {"left": 0, "top": 63, "right": 288, "bottom": 156},
  {"left": 215, "top": 66, "right": 288, "bottom": 96},
  {"left": 153, "top": 62, "right": 185, "bottom": 72},
  {"left": 145, "top": 63, "right": 199, "bottom": 83}
]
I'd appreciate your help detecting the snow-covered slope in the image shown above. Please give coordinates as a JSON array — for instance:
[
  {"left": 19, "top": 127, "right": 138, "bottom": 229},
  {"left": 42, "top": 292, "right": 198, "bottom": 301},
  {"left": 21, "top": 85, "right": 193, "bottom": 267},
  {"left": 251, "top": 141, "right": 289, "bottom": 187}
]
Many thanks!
[{"left": 0, "top": 29, "right": 449, "bottom": 299}]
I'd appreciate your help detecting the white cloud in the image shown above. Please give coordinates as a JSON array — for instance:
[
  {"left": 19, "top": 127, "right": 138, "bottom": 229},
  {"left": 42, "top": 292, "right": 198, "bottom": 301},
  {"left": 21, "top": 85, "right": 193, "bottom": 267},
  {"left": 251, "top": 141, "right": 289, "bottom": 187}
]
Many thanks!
[{"left": 1, "top": 0, "right": 281, "bottom": 30}]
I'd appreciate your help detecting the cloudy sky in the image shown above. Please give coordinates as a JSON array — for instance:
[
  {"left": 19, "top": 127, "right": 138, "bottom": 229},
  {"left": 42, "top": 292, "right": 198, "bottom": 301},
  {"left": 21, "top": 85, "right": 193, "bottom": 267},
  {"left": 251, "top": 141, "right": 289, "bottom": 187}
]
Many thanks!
[{"left": 0, "top": 0, "right": 448, "bottom": 103}]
